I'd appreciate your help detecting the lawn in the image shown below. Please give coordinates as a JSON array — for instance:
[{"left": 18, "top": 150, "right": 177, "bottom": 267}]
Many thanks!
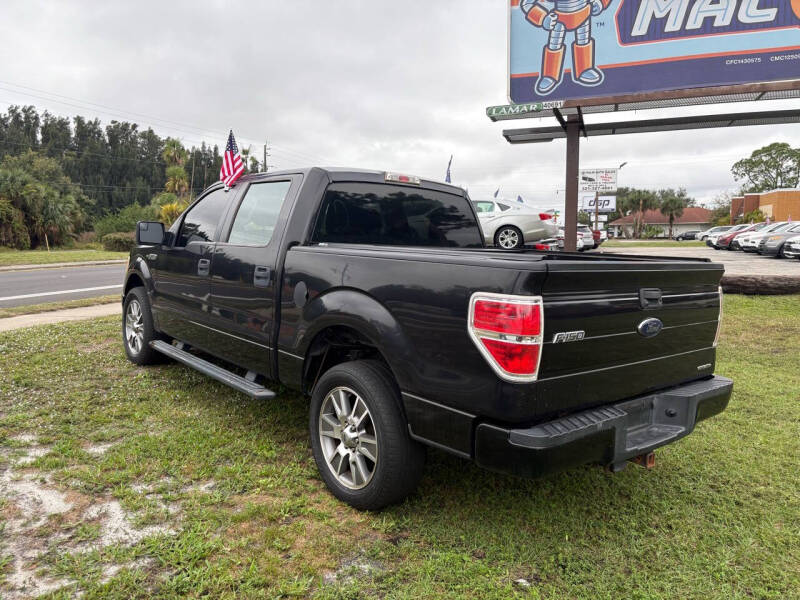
[
  {"left": 603, "top": 240, "right": 706, "bottom": 248},
  {"left": 0, "top": 296, "right": 798, "bottom": 599},
  {"left": 0, "top": 248, "right": 127, "bottom": 267}
]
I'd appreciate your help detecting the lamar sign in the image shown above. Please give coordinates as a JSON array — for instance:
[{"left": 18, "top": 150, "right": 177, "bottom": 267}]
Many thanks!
[{"left": 508, "top": 0, "right": 800, "bottom": 104}]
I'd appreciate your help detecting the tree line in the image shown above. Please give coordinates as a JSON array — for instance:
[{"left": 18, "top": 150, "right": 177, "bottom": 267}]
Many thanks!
[{"left": 0, "top": 105, "right": 263, "bottom": 249}]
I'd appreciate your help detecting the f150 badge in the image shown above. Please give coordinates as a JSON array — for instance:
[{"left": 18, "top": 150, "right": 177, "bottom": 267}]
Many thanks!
[
  {"left": 553, "top": 331, "right": 586, "bottom": 343},
  {"left": 638, "top": 318, "right": 664, "bottom": 338}
]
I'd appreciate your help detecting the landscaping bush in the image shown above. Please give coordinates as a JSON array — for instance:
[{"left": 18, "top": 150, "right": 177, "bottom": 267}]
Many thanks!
[
  {"left": 101, "top": 232, "right": 136, "bottom": 252},
  {"left": 94, "top": 203, "right": 159, "bottom": 239}
]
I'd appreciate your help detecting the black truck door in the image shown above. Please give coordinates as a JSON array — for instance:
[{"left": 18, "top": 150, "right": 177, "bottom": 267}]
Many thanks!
[
  {"left": 207, "top": 177, "right": 298, "bottom": 377},
  {"left": 151, "top": 186, "right": 234, "bottom": 349}
]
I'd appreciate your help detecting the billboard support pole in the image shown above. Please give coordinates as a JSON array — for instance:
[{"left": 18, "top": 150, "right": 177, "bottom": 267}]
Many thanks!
[{"left": 564, "top": 114, "right": 581, "bottom": 252}]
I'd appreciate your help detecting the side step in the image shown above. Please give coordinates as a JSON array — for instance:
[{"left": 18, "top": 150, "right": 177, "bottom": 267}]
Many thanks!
[{"left": 150, "top": 340, "right": 276, "bottom": 400}]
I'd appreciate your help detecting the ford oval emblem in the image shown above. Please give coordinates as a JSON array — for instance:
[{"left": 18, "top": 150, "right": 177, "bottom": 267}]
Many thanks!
[{"left": 637, "top": 318, "right": 663, "bottom": 338}]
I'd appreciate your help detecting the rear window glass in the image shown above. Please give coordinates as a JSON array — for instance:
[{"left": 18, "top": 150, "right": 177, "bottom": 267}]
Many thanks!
[{"left": 312, "top": 183, "right": 482, "bottom": 248}]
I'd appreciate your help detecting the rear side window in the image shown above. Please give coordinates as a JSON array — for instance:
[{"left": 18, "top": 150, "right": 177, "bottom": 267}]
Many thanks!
[
  {"left": 177, "top": 188, "right": 230, "bottom": 246},
  {"left": 227, "top": 181, "right": 291, "bottom": 246},
  {"left": 472, "top": 201, "right": 494, "bottom": 214},
  {"left": 312, "top": 183, "right": 482, "bottom": 248}
]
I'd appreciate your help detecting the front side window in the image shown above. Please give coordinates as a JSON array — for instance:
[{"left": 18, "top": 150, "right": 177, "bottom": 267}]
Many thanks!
[
  {"left": 227, "top": 181, "right": 292, "bottom": 246},
  {"left": 176, "top": 188, "right": 230, "bottom": 246},
  {"left": 312, "top": 183, "right": 482, "bottom": 248}
]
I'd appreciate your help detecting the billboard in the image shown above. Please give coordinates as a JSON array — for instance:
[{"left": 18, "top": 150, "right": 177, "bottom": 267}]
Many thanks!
[
  {"left": 509, "top": 0, "right": 800, "bottom": 104},
  {"left": 580, "top": 193, "right": 617, "bottom": 212},
  {"left": 579, "top": 168, "right": 617, "bottom": 192}
]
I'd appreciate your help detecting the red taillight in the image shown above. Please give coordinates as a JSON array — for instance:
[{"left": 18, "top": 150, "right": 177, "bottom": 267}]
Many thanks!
[
  {"left": 469, "top": 293, "right": 544, "bottom": 382},
  {"left": 473, "top": 300, "right": 541, "bottom": 336},
  {"left": 533, "top": 243, "right": 550, "bottom": 251},
  {"left": 539, "top": 213, "right": 553, "bottom": 220}
]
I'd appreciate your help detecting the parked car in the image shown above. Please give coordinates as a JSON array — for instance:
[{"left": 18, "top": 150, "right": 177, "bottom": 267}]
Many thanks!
[
  {"left": 123, "top": 168, "right": 731, "bottom": 510},
  {"left": 740, "top": 222, "right": 793, "bottom": 252},
  {"left": 676, "top": 231, "right": 700, "bottom": 241},
  {"left": 783, "top": 235, "right": 800, "bottom": 259},
  {"left": 759, "top": 223, "right": 800, "bottom": 257},
  {"left": 557, "top": 227, "right": 585, "bottom": 251},
  {"left": 472, "top": 200, "right": 558, "bottom": 250},
  {"left": 707, "top": 224, "right": 749, "bottom": 249},
  {"left": 577, "top": 225, "right": 596, "bottom": 249},
  {"left": 696, "top": 226, "right": 733, "bottom": 241},
  {"left": 729, "top": 222, "right": 769, "bottom": 250},
  {"left": 716, "top": 223, "right": 761, "bottom": 250}
]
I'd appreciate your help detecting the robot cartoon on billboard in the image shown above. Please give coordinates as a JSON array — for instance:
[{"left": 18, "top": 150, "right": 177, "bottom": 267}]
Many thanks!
[{"left": 520, "top": 0, "right": 613, "bottom": 96}]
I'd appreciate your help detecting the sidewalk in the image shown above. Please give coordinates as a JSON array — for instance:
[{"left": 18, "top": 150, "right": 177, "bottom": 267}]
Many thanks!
[
  {"left": 0, "top": 303, "right": 121, "bottom": 332},
  {"left": 0, "top": 259, "right": 126, "bottom": 272}
]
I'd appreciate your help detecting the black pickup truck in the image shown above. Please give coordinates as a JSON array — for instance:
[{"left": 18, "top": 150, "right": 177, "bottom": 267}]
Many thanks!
[{"left": 123, "top": 168, "right": 732, "bottom": 510}]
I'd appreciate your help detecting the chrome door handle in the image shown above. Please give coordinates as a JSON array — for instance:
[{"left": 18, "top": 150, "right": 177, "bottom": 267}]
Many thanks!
[
  {"left": 197, "top": 258, "right": 211, "bottom": 276},
  {"left": 254, "top": 265, "right": 271, "bottom": 287},
  {"left": 146, "top": 253, "right": 157, "bottom": 261}
]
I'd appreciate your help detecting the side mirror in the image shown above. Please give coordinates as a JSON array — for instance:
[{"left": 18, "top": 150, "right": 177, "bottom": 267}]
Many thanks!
[{"left": 137, "top": 221, "right": 165, "bottom": 245}]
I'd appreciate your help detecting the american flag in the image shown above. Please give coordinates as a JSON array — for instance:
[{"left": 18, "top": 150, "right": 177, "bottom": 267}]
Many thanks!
[
  {"left": 445, "top": 155, "right": 453, "bottom": 183},
  {"left": 220, "top": 130, "right": 244, "bottom": 187}
]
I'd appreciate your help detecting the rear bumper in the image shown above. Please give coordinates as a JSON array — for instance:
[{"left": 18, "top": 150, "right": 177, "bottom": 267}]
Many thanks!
[{"left": 474, "top": 376, "right": 733, "bottom": 478}]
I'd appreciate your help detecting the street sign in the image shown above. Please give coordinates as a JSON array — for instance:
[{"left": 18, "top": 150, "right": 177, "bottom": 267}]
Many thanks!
[
  {"left": 579, "top": 169, "right": 617, "bottom": 193},
  {"left": 580, "top": 193, "right": 616, "bottom": 212},
  {"left": 508, "top": 0, "right": 800, "bottom": 105}
]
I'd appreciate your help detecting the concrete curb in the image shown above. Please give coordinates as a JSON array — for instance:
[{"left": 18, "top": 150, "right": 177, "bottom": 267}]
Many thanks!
[
  {"left": 0, "top": 260, "right": 127, "bottom": 272},
  {"left": 0, "top": 303, "right": 121, "bottom": 332}
]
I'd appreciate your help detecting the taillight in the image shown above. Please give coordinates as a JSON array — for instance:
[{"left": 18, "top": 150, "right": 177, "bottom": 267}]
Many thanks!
[
  {"left": 533, "top": 243, "right": 550, "bottom": 251},
  {"left": 713, "top": 286, "right": 723, "bottom": 348},
  {"left": 468, "top": 293, "right": 544, "bottom": 383},
  {"left": 539, "top": 213, "right": 553, "bottom": 220}
]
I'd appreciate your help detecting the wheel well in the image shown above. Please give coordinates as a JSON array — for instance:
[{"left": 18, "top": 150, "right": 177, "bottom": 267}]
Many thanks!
[
  {"left": 302, "top": 326, "right": 393, "bottom": 395},
  {"left": 124, "top": 273, "right": 144, "bottom": 296}
]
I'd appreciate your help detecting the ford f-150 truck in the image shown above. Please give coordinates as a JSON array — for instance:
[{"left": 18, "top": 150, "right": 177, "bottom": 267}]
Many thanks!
[{"left": 123, "top": 168, "right": 732, "bottom": 510}]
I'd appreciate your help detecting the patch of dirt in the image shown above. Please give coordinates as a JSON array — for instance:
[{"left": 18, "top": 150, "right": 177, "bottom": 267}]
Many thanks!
[
  {"left": 85, "top": 442, "right": 114, "bottom": 456},
  {"left": 322, "top": 553, "right": 384, "bottom": 586},
  {"left": 0, "top": 442, "right": 176, "bottom": 598}
]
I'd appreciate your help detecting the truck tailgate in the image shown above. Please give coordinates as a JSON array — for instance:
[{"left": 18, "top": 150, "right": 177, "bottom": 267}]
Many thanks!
[{"left": 530, "top": 258, "right": 723, "bottom": 417}]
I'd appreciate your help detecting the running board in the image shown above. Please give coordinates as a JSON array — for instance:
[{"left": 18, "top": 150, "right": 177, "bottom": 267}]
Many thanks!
[{"left": 149, "top": 340, "right": 276, "bottom": 400}]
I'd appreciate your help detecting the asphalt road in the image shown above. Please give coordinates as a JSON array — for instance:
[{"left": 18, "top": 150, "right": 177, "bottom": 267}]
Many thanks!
[{"left": 0, "top": 264, "right": 126, "bottom": 308}]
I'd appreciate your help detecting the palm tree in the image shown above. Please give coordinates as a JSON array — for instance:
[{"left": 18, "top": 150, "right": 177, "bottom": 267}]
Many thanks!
[
  {"left": 162, "top": 138, "right": 187, "bottom": 167},
  {"left": 164, "top": 165, "right": 189, "bottom": 198},
  {"left": 659, "top": 191, "right": 686, "bottom": 239},
  {"left": 618, "top": 188, "right": 659, "bottom": 238}
]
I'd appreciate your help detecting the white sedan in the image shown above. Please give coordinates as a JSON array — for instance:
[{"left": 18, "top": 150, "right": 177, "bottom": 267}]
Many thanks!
[{"left": 472, "top": 200, "right": 559, "bottom": 250}]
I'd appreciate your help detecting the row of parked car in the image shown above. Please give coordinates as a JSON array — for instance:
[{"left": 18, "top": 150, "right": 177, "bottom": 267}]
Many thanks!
[{"left": 691, "top": 222, "right": 800, "bottom": 259}]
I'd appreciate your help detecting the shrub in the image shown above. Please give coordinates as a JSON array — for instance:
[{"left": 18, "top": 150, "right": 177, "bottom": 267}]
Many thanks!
[
  {"left": 94, "top": 203, "right": 159, "bottom": 239},
  {"left": 159, "top": 201, "right": 189, "bottom": 227},
  {"left": 641, "top": 225, "right": 663, "bottom": 239},
  {"left": 102, "top": 231, "right": 136, "bottom": 252}
]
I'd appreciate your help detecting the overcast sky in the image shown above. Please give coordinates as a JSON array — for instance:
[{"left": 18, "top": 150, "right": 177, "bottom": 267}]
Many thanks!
[{"left": 1, "top": 0, "right": 799, "bottom": 211}]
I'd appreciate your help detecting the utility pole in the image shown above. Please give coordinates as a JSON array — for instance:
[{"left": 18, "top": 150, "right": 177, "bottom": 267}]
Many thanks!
[
  {"left": 263, "top": 141, "right": 271, "bottom": 172},
  {"left": 189, "top": 154, "right": 196, "bottom": 201}
]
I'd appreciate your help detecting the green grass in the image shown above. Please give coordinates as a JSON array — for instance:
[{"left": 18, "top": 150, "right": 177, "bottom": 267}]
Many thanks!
[
  {"left": 0, "top": 247, "right": 127, "bottom": 266},
  {"left": 0, "top": 295, "right": 119, "bottom": 319},
  {"left": 604, "top": 240, "right": 706, "bottom": 248},
  {"left": 0, "top": 296, "right": 798, "bottom": 598}
]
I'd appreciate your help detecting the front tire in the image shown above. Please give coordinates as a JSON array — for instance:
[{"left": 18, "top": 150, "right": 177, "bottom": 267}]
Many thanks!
[
  {"left": 310, "top": 360, "right": 425, "bottom": 510},
  {"left": 495, "top": 226, "right": 523, "bottom": 250},
  {"left": 122, "top": 287, "right": 164, "bottom": 366}
]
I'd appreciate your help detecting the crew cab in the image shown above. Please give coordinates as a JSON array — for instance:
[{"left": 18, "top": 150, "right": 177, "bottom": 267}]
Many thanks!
[{"left": 123, "top": 168, "right": 732, "bottom": 510}]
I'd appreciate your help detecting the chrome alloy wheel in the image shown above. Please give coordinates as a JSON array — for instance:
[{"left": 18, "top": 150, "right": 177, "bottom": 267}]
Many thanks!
[
  {"left": 318, "top": 386, "right": 378, "bottom": 490},
  {"left": 498, "top": 228, "right": 520, "bottom": 249},
  {"left": 125, "top": 298, "right": 144, "bottom": 355}
]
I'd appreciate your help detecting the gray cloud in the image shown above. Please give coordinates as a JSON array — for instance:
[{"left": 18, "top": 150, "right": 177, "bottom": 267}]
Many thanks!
[{"left": 1, "top": 0, "right": 798, "bottom": 210}]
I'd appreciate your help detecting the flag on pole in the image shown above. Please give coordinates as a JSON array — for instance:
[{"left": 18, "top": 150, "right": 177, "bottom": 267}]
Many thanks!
[
  {"left": 494, "top": 188, "right": 500, "bottom": 198},
  {"left": 445, "top": 155, "right": 453, "bottom": 184},
  {"left": 517, "top": 195, "right": 524, "bottom": 204},
  {"left": 220, "top": 130, "right": 244, "bottom": 188}
]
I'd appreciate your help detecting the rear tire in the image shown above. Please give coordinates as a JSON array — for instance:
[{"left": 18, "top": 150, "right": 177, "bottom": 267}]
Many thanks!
[
  {"left": 309, "top": 360, "right": 425, "bottom": 510},
  {"left": 495, "top": 226, "right": 523, "bottom": 250},
  {"left": 122, "top": 287, "right": 164, "bottom": 366}
]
